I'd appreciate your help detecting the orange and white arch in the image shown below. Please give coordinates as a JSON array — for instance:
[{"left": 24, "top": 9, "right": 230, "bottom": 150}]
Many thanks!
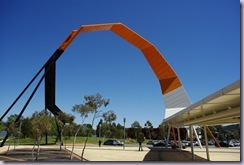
[{"left": 59, "top": 23, "right": 191, "bottom": 118}]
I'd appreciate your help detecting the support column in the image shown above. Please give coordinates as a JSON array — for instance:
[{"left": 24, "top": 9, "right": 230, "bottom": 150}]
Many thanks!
[
  {"left": 189, "top": 125, "right": 195, "bottom": 160},
  {"left": 206, "top": 126, "right": 221, "bottom": 148},
  {"left": 172, "top": 126, "right": 176, "bottom": 143},
  {"left": 177, "top": 127, "right": 181, "bottom": 153},
  {"left": 193, "top": 126, "right": 202, "bottom": 149},
  {"left": 203, "top": 125, "right": 210, "bottom": 161},
  {"left": 166, "top": 125, "right": 171, "bottom": 148}
]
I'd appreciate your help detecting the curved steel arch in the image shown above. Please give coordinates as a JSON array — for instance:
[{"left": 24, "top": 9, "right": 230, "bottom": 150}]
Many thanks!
[
  {"left": 56, "top": 23, "right": 191, "bottom": 117},
  {"left": 0, "top": 23, "right": 191, "bottom": 147},
  {"left": 60, "top": 23, "right": 182, "bottom": 94}
]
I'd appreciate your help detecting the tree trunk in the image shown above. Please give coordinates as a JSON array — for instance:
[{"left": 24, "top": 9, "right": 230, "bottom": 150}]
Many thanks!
[
  {"left": 55, "top": 135, "right": 59, "bottom": 144},
  {"left": 81, "top": 114, "right": 96, "bottom": 161},
  {"left": 14, "top": 138, "right": 16, "bottom": 150},
  {"left": 45, "top": 132, "right": 48, "bottom": 145},
  {"left": 60, "top": 129, "right": 63, "bottom": 151},
  {"left": 70, "top": 125, "right": 82, "bottom": 160},
  {"left": 36, "top": 137, "right": 41, "bottom": 160},
  {"left": 32, "top": 140, "right": 36, "bottom": 161},
  {"left": 81, "top": 135, "right": 89, "bottom": 161},
  {"left": 7, "top": 134, "right": 13, "bottom": 155}
]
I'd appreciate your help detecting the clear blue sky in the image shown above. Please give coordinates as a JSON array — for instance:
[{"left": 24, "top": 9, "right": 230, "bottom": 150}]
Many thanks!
[{"left": 0, "top": 0, "right": 240, "bottom": 129}]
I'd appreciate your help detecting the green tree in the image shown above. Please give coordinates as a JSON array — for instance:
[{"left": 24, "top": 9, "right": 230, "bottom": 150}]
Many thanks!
[
  {"left": 96, "top": 119, "right": 103, "bottom": 138},
  {"left": 131, "top": 121, "right": 141, "bottom": 139},
  {"left": 30, "top": 113, "right": 52, "bottom": 161},
  {"left": 131, "top": 121, "right": 141, "bottom": 128},
  {"left": 82, "top": 124, "right": 93, "bottom": 136},
  {"left": 74, "top": 93, "right": 110, "bottom": 161},
  {"left": 56, "top": 111, "right": 75, "bottom": 151},
  {"left": 7, "top": 114, "right": 18, "bottom": 125},
  {"left": 21, "top": 117, "right": 32, "bottom": 138},
  {"left": 230, "top": 129, "right": 239, "bottom": 139},
  {"left": 158, "top": 124, "right": 167, "bottom": 140},
  {"left": 103, "top": 110, "right": 117, "bottom": 123},
  {"left": 144, "top": 120, "right": 153, "bottom": 140},
  {"left": 0, "top": 121, "right": 5, "bottom": 132},
  {"left": 100, "top": 122, "right": 109, "bottom": 138},
  {"left": 105, "top": 130, "right": 112, "bottom": 138},
  {"left": 115, "top": 123, "right": 124, "bottom": 139},
  {"left": 31, "top": 110, "right": 55, "bottom": 144},
  {"left": 200, "top": 126, "right": 217, "bottom": 140},
  {"left": 102, "top": 110, "right": 117, "bottom": 138},
  {"left": 63, "top": 123, "right": 75, "bottom": 149},
  {"left": 137, "top": 131, "right": 145, "bottom": 143},
  {"left": 6, "top": 114, "right": 20, "bottom": 154},
  {"left": 70, "top": 103, "right": 90, "bottom": 159},
  {"left": 6, "top": 123, "right": 19, "bottom": 154}
]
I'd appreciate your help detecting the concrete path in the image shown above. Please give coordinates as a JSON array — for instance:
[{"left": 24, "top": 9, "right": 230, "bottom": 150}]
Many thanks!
[
  {"left": 0, "top": 144, "right": 241, "bottom": 162},
  {"left": 66, "top": 145, "right": 151, "bottom": 161},
  {"left": 65, "top": 144, "right": 240, "bottom": 161}
]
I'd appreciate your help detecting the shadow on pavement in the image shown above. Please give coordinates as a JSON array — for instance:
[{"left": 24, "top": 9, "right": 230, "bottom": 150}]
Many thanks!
[
  {"left": 0, "top": 148, "right": 81, "bottom": 161},
  {"left": 143, "top": 147, "right": 207, "bottom": 161}
]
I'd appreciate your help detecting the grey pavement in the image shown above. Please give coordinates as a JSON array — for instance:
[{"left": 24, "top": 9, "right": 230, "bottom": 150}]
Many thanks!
[{"left": 0, "top": 144, "right": 241, "bottom": 162}]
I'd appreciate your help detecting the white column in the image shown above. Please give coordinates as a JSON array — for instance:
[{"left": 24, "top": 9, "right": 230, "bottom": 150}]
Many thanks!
[
  {"left": 166, "top": 125, "right": 171, "bottom": 149},
  {"left": 204, "top": 125, "right": 210, "bottom": 161},
  {"left": 193, "top": 126, "right": 202, "bottom": 149},
  {"left": 189, "top": 125, "right": 195, "bottom": 160},
  {"left": 177, "top": 127, "right": 181, "bottom": 153}
]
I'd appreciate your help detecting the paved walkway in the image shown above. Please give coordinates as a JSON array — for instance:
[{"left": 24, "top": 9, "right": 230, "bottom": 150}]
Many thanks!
[{"left": 0, "top": 144, "right": 241, "bottom": 162}]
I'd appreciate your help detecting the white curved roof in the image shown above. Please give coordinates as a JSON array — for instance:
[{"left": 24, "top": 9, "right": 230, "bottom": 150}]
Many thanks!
[{"left": 163, "top": 80, "right": 240, "bottom": 126}]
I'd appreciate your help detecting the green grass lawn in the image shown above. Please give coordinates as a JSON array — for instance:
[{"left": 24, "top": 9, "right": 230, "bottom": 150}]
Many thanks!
[{"left": 7, "top": 136, "right": 141, "bottom": 145}]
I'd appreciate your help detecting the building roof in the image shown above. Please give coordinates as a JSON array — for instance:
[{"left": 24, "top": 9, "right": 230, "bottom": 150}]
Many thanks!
[{"left": 163, "top": 80, "right": 240, "bottom": 127}]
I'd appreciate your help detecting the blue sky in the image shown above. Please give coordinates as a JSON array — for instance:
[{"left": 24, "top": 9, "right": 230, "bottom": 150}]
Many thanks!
[{"left": 0, "top": 0, "right": 240, "bottom": 128}]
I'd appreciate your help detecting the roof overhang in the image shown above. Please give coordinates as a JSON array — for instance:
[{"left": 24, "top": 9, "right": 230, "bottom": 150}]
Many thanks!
[{"left": 162, "top": 80, "right": 240, "bottom": 127}]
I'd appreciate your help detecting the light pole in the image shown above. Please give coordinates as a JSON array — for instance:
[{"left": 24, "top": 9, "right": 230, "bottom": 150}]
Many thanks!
[{"left": 123, "top": 118, "right": 126, "bottom": 150}]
